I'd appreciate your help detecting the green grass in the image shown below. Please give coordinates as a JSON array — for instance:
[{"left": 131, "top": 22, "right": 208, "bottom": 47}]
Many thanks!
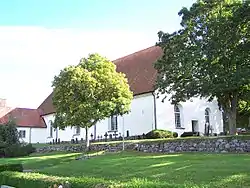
[
  {"left": 0, "top": 152, "right": 81, "bottom": 169},
  {"left": 37, "top": 151, "right": 250, "bottom": 187},
  {"left": 1, "top": 151, "right": 250, "bottom": 187}
]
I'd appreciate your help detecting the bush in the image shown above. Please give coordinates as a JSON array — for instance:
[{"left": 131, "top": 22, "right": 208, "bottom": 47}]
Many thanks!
[
  {"left": 0, "top": 120, "right": 34, "bottom": 157},
  {"left": 0, "top": 120, "right": 20, "bottom": 145},
  {"left": 0, "top": 141, "right": 6, "bottom": 157},
  {"left": 173, "top": 132, "right": 178, "bottom": 138},
  {"left": 180, "top": 132, "right": 199, "bottom": 137},
  {"left": 4, "top": 143, "right": 36, "bottom": 157},
  {"left": 0, "top": 171, "right": 111, "bottom": 188},
  {"left": 0, "top": 163, "right": 23, "bottom": 172},
  {"left": 145, "top": 129, "right": 173, "bottom": 139},
  {"left": 22, "top": 143, "right": 36, "bottom": 154}
]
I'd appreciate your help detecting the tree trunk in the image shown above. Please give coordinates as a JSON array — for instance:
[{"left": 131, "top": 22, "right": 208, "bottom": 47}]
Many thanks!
[
  {"left": 85, "top": 127, "right": 90, "bottom": 150},
  {"left": 227, "top": 93, "right": 238, "bottom": 135},
  {"left": 228, "top": 111, "right": 237, "bottom": 135}
]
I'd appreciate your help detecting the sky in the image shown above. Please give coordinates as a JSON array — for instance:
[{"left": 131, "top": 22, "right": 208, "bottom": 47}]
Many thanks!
[{"left": 0, "top": 0, "right": 195, "bottom": 108}]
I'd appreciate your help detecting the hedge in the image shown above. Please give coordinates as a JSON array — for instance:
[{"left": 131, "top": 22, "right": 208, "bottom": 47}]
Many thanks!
[
  {"left": 0, "top": 171, "right": 113, "bottom": 188},
  {"left": 3, "top": 143, "right": 36, "bottom": 158},
  {"left": 0, "top": 163, "right": 23, "bottom": 172},
  {"left": 0, "top": 171, "right": 184, "bottom": 188},
  {"left": 145, "top": 129, "right": 173, "bottom": 139}
]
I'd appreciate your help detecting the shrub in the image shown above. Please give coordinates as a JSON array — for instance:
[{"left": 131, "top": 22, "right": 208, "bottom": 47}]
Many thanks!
[
  {"left": 180, "top": 132, "right": 199, "bottom": 137},
  {"left": 0, "top": 163, "right": 23, "bottom": 172},
  {"left": 0, "top": 120, "right": 33, "bottom": 157},
  {"left": 172, "top": 132, "right": 178, "bottom": 138},
  {"left": 0, "top": 141, "right": 6, "bottom": 157},
  {"left": 0, "top": 171, "right": 111, "bottom": 188},
  {"left": 4, "top": 143, "right": 36, "bottom": 157},
  {"left": 145, "top": 129, "right": 173, "bottom": 139},
  {"left": 0, "top": 120, "right": 20, "bottom": 145},
  {"left": 22, "top": 143, "right": 36, "bottom": 154}
]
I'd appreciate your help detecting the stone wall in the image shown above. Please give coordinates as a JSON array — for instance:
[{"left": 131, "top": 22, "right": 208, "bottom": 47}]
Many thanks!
[
  {"left": 36, "top": 136, "right": 250, "bottom": 153},
  {"left": 36, "top": 144, "right": 86, "bottom": 153}
]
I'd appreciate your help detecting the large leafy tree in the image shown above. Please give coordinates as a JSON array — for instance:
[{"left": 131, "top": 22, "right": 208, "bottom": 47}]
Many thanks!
[
  {"left": 52, "top": 53, "right": 133, "bottom": 148},
  {"left": 154, "top": 0, "right": 250, "bottom": 135}
]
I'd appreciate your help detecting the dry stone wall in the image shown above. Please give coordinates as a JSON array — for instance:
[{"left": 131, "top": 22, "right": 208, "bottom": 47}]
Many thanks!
[{"left": 36, "top": 136, "right": 250, "bottom": 154}]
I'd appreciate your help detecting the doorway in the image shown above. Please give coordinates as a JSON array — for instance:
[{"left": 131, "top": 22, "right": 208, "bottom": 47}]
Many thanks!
[{"left": 192, "top": 120, "right": 199, "bottom": 133}]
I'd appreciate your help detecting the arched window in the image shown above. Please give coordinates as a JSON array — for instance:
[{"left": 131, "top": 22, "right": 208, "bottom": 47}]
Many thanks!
[
  {"left": 49, "top": 120, "right": 53, "bottom": 138},
  {"left": 205, "top": 108, "right": 210, "bottom": 124},
  {"left": 174, "top": 105, "right": 181, "bottom": 128},
  {"left": 75, "top": 126, "right": 81, "bottom": 134},
  {"left": 110, "top": 115, "right": 118, "bottom": 131}
]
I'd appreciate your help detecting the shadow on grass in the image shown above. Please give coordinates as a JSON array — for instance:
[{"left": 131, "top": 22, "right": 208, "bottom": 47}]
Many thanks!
[
  {"left": 39, "top": 151, "right": 250, "bottom": 188},
  {"left": 0, "top": 152, "right": 82, "bottom": 170}
]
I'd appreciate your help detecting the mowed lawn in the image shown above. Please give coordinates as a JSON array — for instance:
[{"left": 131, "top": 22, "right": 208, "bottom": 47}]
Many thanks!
[
  {"left": 0, "top": 152, "right": 82, "bottom": 170},
  {"left": 1, "top": 151, "right": 250, "bottom": 187}
]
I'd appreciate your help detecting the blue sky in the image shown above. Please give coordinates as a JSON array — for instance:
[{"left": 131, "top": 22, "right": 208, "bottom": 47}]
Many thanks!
[{"left": 0, "top": 0, "right": 195, "bottom": 108}]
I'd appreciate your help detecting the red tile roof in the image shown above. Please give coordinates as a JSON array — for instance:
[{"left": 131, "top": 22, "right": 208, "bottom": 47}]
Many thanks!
[
  {"left": 38, "top": 92, "right": 55, "bottom": 116},
  {"left": 38, "top": 45, "right": 163, "bottom": 115},
  {"left": 0, "top": 108, "right": 46, "bottom": 128}
]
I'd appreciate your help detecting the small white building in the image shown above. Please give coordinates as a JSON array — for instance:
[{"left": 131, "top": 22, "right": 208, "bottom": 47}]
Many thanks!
[
  {"left": 38, "top": 46, "right": 224, "bottom": 143},
  {"left": 0, "top": 100, "right": 47, "bottom": 143}
]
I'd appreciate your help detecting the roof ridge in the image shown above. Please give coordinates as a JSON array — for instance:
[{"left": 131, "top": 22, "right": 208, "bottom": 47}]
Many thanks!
[
  {"left": 112, "top": 45, "right": 157, "bottom": 63},
  {"left": 15, "top": 107, "right": 37, "bottom": 110}
]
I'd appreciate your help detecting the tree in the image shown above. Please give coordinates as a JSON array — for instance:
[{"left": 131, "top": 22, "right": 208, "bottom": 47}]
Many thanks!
[
  {"left": 52, "top": 53, "right": 133, "bottom": 148},
  {"left": 0, "top": 119, "right": 19, "bottom": 145},
  {"left": 154, "top": 0, "right": 250, "bottom": 135},
  {"left": 237, "top": 98, "right": 250, "bottom": 128}
]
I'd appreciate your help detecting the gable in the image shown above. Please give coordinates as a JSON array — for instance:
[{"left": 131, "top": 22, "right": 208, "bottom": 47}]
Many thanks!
[
  {"left": 38, "top": 45, "right": 163, "bottom": 115},
  {"left": 0, "top": 108, "right": 46, "bottom": 128}
]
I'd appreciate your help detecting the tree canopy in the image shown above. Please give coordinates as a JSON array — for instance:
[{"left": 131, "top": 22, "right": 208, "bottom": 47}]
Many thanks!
[
  {"left": 0, "top": 119, "right": 19, "bottom": 145},
  {"left": 154, "top": 0, "right": 250, "bottom": 134},
  {"left": 52, "top": 53, "right": 133, "bottom": 147}
]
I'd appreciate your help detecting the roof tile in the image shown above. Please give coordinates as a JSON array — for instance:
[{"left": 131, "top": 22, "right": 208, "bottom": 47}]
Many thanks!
[
  {"left": 38, "top": 45, "right": 162, "bottom": 115},
  {"left": 0, "top": 108, "right": 46, "bottom": 128}
]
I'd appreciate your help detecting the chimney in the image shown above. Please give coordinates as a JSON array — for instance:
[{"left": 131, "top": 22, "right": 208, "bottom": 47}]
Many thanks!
[{"left": 0, "top": 99, "right": 7, "bottom": 107}]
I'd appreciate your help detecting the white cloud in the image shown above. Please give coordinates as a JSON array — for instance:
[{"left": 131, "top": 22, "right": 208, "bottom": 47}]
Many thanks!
[{"left": 0, "top": 26, "right": 158, "bottom": 108}]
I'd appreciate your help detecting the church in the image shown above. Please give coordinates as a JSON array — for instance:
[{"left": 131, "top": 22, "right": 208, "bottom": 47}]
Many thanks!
[
  {"left": 0, "top": 46, "right": 224, "bottom": 143},
  {"left": 37, "top": 46, "right": 224, "bottom": 143}
]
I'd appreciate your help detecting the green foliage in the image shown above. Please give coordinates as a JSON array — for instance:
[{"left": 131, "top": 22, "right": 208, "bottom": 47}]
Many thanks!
[
  {"left": 0, "top": 171, "right": 111, "bottom": 188},
  {"left": 0, "top": 119, "right": 19, "bottom": 145},
  {"left": 10, "top": 151, "right": 250, "bottom": 188},
  {"left": 1, "top": 148, "right": 250, "bottom": 187},
  {"left": 0, "top": 120, "right": 35, "bottom": 157},
  {"left": 172, "top": 132, "right": 178, "bottom": 138},
  {"left": 154, "top": 0, "right": 250, "bottom": 135},
  {"left": 3, "top": 143, "right": 35, "bottom": 158},
  {"left": 145, "top": 129, "right": 173, "bottom": 139},
  {"left": 52, "top": 54, "right": 133, "bottom": 147},
  {"left": 52, "top": 54, "right": 133, "bottom": 148},
  {"left": 0, "top": 163, "right": 23, "bottom": 173}
]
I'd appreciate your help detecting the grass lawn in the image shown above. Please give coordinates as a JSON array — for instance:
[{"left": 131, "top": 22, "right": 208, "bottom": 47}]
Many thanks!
[
  {"left": 1, "top": 151, "right": 250, "bottom": 187},
  {"left": 0, "top": 152, "right": 81, "bottom": 170}
]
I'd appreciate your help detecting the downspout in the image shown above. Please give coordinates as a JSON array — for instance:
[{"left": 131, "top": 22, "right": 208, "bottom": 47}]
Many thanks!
[
  {"left": 152, "top": 92, "right": 157, "bottom": 130},
  {"left": 94, "top": 124, "right": 97, "bottom": 140},
  {"left": 29, "top": 127, "right": 32, "bottom": 143},
  {"left": 56, "top": 128, "right": 58, "bottom": 141}
]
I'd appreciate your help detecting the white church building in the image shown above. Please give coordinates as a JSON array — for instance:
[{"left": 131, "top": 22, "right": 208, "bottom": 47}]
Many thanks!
[
  {"left": 37, "top": 46, "right": 224, "bottom": 143},
  {"left": 0, "top": 46, "right": 224, "bottom": 143}
]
